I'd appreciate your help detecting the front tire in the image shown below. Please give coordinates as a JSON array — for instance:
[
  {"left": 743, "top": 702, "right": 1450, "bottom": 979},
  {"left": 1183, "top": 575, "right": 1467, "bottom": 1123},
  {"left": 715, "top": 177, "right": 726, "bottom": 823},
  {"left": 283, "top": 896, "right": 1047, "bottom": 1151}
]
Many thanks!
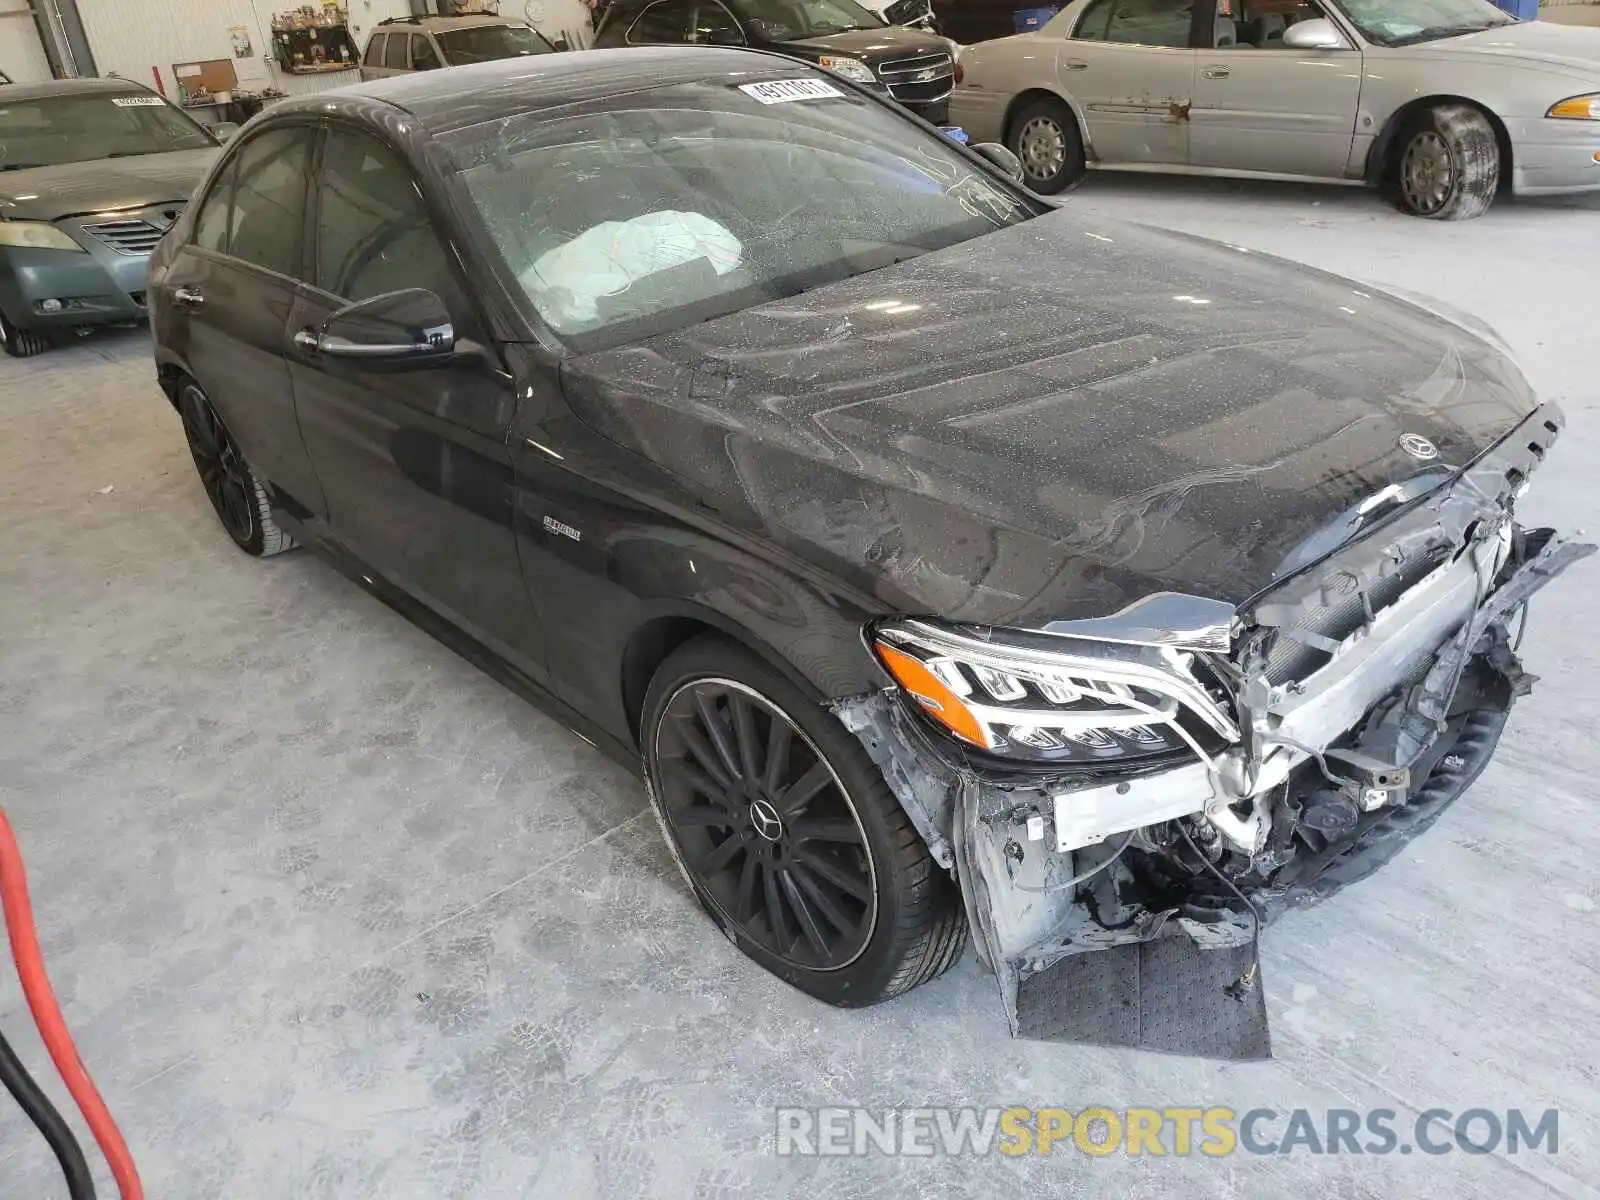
[
  {"left": 176, "top": 377, "right": 295, "bottom": 558},
  {"left": 0, "top": 311, "right": 50, "bottom": 359},
  {"left": 642, "top": 635, "right": 967, "bottom": 1007},
  {"left": 1007, "top": 98, "right": 1086, "bottom": 194},
  {"left": 1392, "top": 104, "right": 1499, "bottom": 220}
]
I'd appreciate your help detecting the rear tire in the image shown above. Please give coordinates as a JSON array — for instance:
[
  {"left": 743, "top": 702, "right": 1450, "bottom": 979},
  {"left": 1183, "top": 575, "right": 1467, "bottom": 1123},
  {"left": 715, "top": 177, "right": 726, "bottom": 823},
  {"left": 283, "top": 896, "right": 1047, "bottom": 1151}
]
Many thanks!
[
  {"left": 1006, "top": 98, "right": 1086, "bottom": 194},
  {"left": 1391, "top": 104, "right": 1499, "bottom": 220},
  {"left": 0, "top": 311, "right": 50, "bottom": 358},
  {"left": 641, "top": 635, "right": 967, "bottom": 1007},
  {"left": 175, "top": 377, "right": 296, "bottom": 558}
]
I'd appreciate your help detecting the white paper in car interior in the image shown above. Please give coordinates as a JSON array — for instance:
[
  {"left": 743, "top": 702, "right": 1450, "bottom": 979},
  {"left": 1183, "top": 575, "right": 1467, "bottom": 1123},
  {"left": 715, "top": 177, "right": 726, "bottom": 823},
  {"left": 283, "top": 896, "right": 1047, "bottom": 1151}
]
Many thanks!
[
  {"left": 522, "top": 211, "right": 742, "bottom": 330},
  {"left": 111, "top": 96, "right": 168, "bottom": 107},
  {"left": 738, "top": 79, "right": 842, "bottom": 105}
]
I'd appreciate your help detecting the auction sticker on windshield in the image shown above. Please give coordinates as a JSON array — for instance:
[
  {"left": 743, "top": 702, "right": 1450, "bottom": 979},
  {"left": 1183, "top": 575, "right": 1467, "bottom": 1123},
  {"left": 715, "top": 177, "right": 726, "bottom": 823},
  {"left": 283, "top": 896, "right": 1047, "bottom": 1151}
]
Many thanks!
[
  {"left": 738, "top": 79, "right": 843, "bottom": 105},
  {"left": 111, "top": 96, "right": 168, "bottom": 107}
]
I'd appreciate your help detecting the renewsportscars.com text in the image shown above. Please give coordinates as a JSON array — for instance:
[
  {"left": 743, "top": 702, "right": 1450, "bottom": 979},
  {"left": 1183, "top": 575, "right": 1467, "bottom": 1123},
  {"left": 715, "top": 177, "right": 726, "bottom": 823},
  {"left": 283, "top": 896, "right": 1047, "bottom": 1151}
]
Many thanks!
[{"left": 774, "top": 1106, "right": 1559, "bottom": 1158}]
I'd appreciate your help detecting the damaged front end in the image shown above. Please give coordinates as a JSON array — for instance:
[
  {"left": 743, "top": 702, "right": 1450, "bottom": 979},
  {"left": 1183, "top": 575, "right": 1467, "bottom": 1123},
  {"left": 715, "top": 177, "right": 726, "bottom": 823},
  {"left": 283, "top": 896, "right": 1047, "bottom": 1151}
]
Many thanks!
[{"left": 835, "top": 404, "right": 1592, "bottom": 1059}]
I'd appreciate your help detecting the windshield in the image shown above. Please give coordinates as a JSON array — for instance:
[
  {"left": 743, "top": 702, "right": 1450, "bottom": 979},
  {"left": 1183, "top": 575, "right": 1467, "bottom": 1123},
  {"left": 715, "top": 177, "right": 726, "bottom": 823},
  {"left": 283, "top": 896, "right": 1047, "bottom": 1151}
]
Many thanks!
[
  {"left": 736, "top": 0, "right": 885, "bottom": 39},
  {"left": 452, "top": 78, "right": 1032, "bottom": 351},
  {"left": 0, "top": 92, "right": 213, "bottom": 171},
  {"left": 437, "top": 23, "right": 556, "bottom": 63},
  {"left": 1335, "top": 0, "right": 1514, "bottom": 46}
]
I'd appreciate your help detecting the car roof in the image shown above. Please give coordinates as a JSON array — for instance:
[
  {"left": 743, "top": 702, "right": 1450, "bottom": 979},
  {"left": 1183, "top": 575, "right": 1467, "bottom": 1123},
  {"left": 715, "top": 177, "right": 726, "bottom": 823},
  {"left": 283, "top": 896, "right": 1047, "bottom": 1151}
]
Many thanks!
[
  {"left": 0, "top": 77, "right": 159, "bottom": 102},
  {"left": 280, "top": 46, "right": 813, "bottom": 135}
]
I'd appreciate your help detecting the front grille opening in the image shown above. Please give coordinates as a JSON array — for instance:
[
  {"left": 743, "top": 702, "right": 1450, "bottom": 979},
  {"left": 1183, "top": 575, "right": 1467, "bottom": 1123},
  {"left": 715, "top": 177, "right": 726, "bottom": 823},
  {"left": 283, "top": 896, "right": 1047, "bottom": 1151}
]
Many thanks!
[{"left": 82, "top": 219, "right": 164, "bottom": 255}]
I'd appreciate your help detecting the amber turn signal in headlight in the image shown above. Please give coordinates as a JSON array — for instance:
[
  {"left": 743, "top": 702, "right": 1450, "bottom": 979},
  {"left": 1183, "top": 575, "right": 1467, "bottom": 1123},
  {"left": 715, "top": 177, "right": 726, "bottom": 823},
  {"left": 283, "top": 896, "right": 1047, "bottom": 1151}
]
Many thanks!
[
  {"left": 1547, "top": 94, "right": 1600, "bottom": 120},
  {"left": 873, "top": 640, "right": 992, "bottom": 749}
]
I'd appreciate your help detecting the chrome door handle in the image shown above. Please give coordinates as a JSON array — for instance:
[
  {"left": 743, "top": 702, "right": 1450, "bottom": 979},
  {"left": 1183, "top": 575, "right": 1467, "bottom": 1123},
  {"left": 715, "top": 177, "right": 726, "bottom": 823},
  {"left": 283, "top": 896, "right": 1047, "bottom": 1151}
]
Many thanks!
[
  {"left": 1063, "top": 58, "right": 1088, "bottom": 71},
  {"left": 173, "top": 286, "right": 204, "bottom": 308},
  {"left": 292, "top": 329, "right": 320, "bottom": 352},
  {"left": 1201, "top": 65, "right": 1231, "bottom": 79}
]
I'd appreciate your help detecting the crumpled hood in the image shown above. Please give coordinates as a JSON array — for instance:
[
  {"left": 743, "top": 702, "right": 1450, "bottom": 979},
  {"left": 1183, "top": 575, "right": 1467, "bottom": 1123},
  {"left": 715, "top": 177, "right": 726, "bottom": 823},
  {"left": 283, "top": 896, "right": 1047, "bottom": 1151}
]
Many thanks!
[
  {"left": 559, "top": 211, "right": 1536, "bottom": 629},
  {"left": 1409, "top": 21, "right": 1600, "bottom": 77},
  {"left": 0, "top": 147, "right": 217, "bottom": 222}
]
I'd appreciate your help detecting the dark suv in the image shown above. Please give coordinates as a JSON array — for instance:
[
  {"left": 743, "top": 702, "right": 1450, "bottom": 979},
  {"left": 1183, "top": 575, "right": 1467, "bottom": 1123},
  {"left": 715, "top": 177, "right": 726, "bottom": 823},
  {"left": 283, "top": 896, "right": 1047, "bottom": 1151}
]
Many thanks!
[{"left": 593, "top": 0, "right": 954, "bottom": 122}]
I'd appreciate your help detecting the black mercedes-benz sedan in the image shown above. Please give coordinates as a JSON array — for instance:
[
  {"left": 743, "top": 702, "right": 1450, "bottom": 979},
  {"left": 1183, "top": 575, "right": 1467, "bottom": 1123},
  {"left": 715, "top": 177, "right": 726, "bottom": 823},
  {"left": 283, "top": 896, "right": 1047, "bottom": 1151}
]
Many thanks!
[{"left": 148, "top": 48, "right": 1588, "bottom": 1056}]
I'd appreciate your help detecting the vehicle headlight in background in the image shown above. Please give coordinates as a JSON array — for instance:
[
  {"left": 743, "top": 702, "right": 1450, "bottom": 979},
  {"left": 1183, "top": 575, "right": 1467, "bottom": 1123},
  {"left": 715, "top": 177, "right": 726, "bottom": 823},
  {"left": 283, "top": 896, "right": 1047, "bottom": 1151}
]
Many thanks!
[
  {"left": 871, "top": 620, "right": 1238, "bottom": 764},
  {"left": 817, "top": 56, "right": 877, "bottom": 85},
  {"left": 0, "top": 221, "right": 86, "bottom": 252},
  {"left": 1547, "top": 94, "right": 1600, "bottom": 120}
]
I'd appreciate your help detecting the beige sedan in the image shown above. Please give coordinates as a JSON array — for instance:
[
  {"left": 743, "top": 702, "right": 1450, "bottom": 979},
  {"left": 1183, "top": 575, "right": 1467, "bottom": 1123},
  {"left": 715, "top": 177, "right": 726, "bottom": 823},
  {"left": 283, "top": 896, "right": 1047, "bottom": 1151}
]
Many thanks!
[{"left": 949, "top": 0, "right": 1600, "bottom": 218}]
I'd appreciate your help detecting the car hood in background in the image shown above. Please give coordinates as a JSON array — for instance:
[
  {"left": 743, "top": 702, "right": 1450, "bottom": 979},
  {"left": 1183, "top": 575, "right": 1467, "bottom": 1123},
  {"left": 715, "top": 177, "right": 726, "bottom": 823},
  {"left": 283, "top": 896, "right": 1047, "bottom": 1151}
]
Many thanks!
[
  {"left": 1407, "top": 21, "right": 1600, "bottom": 77},
  {"left": 559, "top": 213, "right": 1537, "bottom": 629},
  {"left": 778, "top": 23, "right": 947, "bottom": 61},
  {"left": 0, "top": 147, "right": 218, "bottom": 222}
]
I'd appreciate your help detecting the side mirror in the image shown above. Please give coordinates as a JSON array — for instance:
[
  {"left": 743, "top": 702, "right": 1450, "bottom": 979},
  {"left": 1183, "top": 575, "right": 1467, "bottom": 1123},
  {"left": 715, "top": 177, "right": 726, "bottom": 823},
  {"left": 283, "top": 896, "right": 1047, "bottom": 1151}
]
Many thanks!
[
  {"left": 211, "top": 121, "right": 241, "bottom": 144},
  {"left": 314, "top": 288, "right": 456, "bottom": 368},
  {"left": 1282, "top": 18, "right": 1349, "bottom": 50},
  {"left": 971, "top": 141, "right": 1024, "bottom": 184}
]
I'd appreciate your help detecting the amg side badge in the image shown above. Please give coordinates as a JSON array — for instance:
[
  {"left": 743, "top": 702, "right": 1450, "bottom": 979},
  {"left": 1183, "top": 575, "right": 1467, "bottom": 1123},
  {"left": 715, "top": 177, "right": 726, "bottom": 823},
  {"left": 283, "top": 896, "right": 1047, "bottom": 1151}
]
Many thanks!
[{"left": 542, "top": 515, "right": 581, "bottom": 542}]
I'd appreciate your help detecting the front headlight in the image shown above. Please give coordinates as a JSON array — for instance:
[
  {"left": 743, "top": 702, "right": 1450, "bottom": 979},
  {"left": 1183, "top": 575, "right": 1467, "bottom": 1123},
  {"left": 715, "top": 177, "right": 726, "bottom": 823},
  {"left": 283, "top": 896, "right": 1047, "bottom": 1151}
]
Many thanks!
[
  {"left": 871, "top": 620, "right": 1238, "bottom": 764},
  {"left": 1547, "top": 93, "right": 1600, "bottom": 120},
  {"left": 817, "top": 55, "right": 877, "bottom": 85},
  {"left": 0, "top": 220, "right": 86, "bottom": 252}
]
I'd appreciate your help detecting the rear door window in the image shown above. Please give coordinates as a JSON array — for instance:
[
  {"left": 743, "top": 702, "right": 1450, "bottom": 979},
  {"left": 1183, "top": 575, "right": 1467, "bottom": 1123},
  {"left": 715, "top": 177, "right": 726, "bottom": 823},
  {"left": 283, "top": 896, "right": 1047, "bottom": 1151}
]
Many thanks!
[
  {"left": 384, "top": 33, "right": 410, "bottom": 68},
  {"left": 1077, "top": 0, "right": 1197, "bottom": 45}
]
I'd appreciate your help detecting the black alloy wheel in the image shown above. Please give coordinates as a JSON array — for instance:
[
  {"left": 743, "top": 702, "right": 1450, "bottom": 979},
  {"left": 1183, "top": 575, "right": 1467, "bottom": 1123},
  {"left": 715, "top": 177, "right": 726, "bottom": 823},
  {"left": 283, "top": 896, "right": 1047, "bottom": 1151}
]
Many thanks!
[
  {"left": 642, "top": 635, "right": 968, "bottom": 1007},
  {"left": 176, "top": 379, "right": 295, "bottom": 557},
  {"left": 653, "top": 677, "right": 878, "bottom": 971}
]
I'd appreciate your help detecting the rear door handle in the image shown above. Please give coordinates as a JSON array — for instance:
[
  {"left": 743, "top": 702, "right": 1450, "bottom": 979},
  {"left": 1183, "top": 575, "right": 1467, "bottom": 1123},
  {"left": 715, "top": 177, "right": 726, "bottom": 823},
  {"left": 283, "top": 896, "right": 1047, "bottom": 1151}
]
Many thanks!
[
  {"left": 292, "top": 328, "right": 320, "bottom": 352},
  {"left": 173, "top": 286, "right": 204, "bottom": 309},
  {"left": 1201, "top": 65, "right": 1231, "bottom": 79},
  {"left": 1063, "top": 58, "right": 1088, "bottom": 71}
]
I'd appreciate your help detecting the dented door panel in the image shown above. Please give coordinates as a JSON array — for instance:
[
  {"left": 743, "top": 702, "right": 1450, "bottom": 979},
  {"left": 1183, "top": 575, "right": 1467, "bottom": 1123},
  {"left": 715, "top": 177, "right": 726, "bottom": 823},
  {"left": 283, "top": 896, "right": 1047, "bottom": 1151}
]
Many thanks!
[{"left": 1060, "top": 42, "right": 1197, "bottom": 166}]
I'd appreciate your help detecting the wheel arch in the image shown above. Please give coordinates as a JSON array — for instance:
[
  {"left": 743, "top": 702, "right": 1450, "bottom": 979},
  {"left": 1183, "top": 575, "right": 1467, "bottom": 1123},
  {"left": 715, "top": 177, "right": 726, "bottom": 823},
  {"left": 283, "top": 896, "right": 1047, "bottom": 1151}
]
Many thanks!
[
  {"left": 1367, "top": 96, "right": 1514, "bottom": 194},
  {"left": 619, "top": 601, "right": 878, "bottom": 749},
  {"left": 1002, "top": 86, "right": 1095, "bottom": 161}
]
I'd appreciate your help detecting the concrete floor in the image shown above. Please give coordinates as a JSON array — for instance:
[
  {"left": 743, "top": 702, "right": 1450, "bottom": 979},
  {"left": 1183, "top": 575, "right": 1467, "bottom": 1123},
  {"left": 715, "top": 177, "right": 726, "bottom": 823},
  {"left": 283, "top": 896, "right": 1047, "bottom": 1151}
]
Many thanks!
[{"left": 2, "top": 178, "right": 1598, "bottom": 1199}]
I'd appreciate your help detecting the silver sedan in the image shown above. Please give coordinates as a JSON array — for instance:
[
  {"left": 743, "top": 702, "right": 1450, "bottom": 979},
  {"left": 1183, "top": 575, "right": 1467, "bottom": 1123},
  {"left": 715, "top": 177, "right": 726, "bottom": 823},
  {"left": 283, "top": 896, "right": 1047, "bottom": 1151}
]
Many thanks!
[{"left": 948, "top": 0, "right": 1600, "bottom": 218}]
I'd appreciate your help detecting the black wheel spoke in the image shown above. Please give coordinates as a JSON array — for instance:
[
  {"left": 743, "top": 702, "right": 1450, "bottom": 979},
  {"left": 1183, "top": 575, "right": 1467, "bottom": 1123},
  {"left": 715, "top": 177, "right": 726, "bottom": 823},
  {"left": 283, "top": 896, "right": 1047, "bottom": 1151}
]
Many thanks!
[
  {"left": 695, "top": 693, "right": 743, "bottom": 784},
  {"left": 790, "top": 863, "right": 862, "bottom": 938},
  {"left": 680, "top": 725, "right": 734, "bottom": 793},
  {"left": 763, "top": 862, "right": 793, "bottom": 954},
  {"left": 673, "top": 804, "right": 735, "bottom": 829},
  {"left": 735, "top": 850, "right": 761, "bottom": 922},
  {"left": 696, "top": 832, "right": 745, "bottom": 876},
  {"left": 761, "top": 718, "right": 792, "bottom": 797},
  {"left": 779, "top": 869, "right": 831, "bottom": 960},
  {"left": 659, "top": 756, "right": 735, "bottom": 809},
  {"left": 774, "top": 761, "right": 831, "bottom": 818},
  {"left": 794, "top": 848, "right": 872, "bottom": 903},
  {"left": 789, "top": 818, "right": 861, "bottom": 845},
  {"left": 729, "top": 693, "right": 762, "bottom": 786}
]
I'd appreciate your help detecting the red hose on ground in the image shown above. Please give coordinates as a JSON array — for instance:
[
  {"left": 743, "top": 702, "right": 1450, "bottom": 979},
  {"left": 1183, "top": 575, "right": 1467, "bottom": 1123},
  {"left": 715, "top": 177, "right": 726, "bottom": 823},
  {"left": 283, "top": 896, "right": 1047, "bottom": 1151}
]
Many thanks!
[{"left": 0, "top": 805, "right": 143, "bottom": 1200}]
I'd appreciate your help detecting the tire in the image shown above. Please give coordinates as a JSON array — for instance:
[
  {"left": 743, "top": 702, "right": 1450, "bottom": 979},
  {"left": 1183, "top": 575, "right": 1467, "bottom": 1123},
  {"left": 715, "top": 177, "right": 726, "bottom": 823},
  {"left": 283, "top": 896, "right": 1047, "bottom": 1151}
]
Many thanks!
[
  {"left": 175, "top": 376, "right": 295, "bottom": 558},
  {"left": 1006, "top": 98, "right": 1086, "bottom": 194},
  {"left": 0, "top": 310, "right": 50, "bottom": 359},
  {"left": 641, "top": 635, "right": 967, "bottom": 1007},
  {"left": 1391, "top": 104, "right": 1499, "bottom": 221}
]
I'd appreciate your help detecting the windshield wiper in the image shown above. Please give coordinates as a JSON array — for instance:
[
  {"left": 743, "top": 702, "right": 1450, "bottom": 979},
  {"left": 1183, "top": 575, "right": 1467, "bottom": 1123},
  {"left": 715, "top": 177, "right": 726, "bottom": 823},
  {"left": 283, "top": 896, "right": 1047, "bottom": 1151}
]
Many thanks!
[{"left": 1389, "top": 21, "right": 1509, "bottom": 46}]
